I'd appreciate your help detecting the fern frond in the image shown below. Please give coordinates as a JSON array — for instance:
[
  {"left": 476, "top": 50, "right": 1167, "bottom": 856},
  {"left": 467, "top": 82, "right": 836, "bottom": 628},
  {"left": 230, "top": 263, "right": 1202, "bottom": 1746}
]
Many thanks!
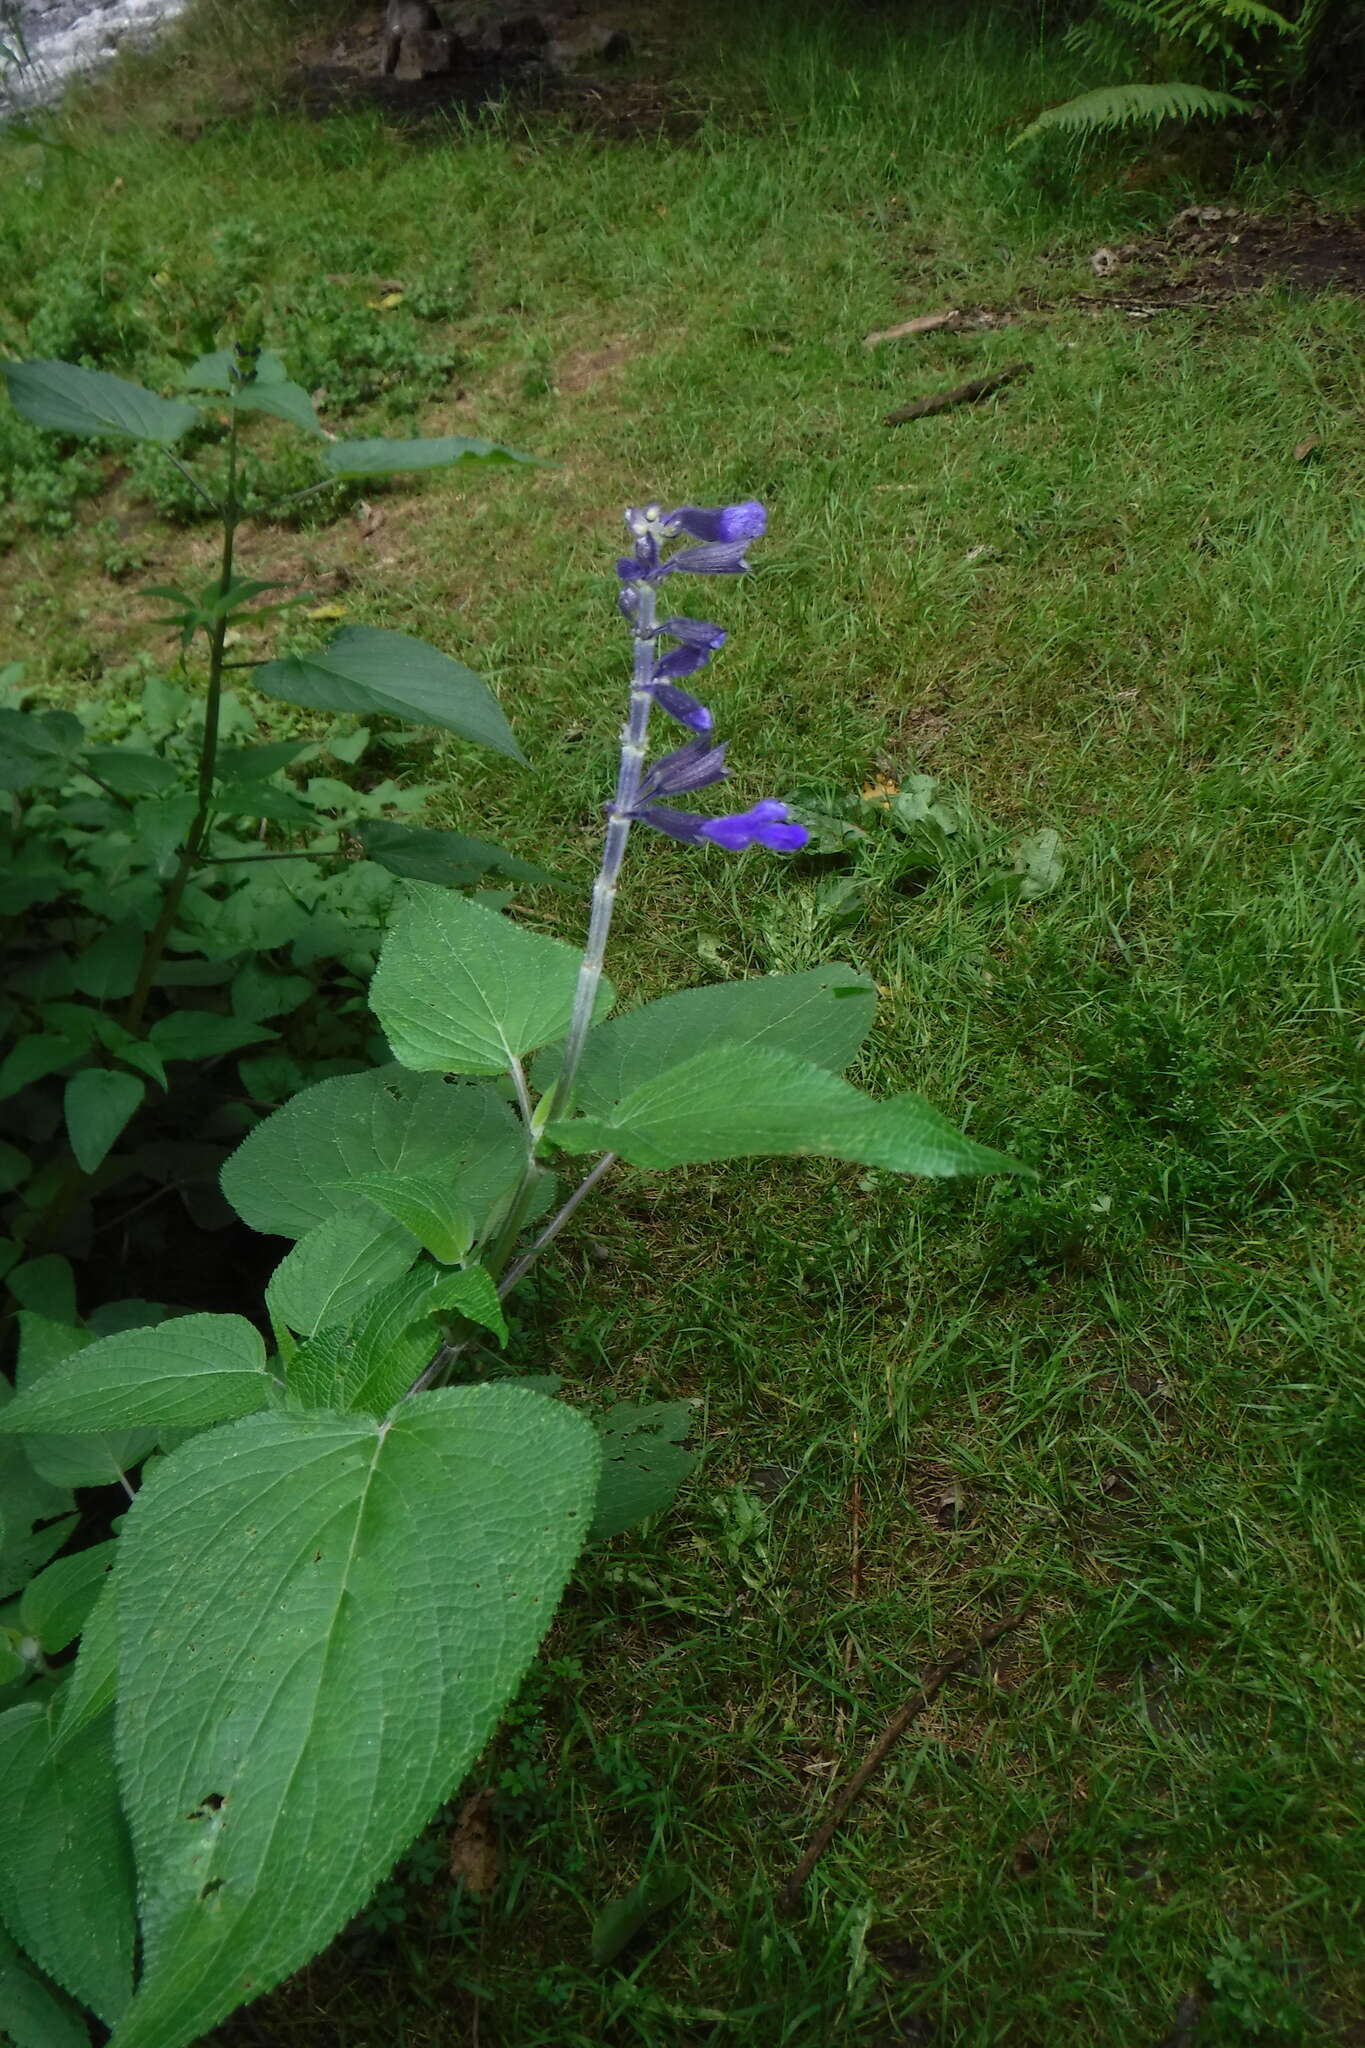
[
  {"left": 1160, "top": 0, "right": 1299, "bottom": 45},
  {"left": 1063, "top": 11, "right": 1147, "bottom": 70},
  {"left": 1011, "top": 79, "right": 1251, "bottom": 144},
  {"left": 1064, "top": 11, "right": 1146, "bottom": 70}
]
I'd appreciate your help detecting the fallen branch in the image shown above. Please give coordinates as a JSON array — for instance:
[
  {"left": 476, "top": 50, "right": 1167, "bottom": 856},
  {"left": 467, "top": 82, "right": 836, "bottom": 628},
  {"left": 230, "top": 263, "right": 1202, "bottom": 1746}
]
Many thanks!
[
  {"left": 778, "top": 1608, "right": 1033, "bottom": 1908},
  {"left": 884, "top": 361, "right": 1033, "bottom": 425}
]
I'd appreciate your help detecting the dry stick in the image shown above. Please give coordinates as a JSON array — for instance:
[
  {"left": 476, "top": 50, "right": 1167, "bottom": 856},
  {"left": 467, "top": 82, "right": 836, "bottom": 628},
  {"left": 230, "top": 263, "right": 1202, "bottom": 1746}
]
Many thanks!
[
  {"left": 884, "top": 361, "right": 1033, "bottom": 426},
  {"left": 863, "top": 308, "right": 961, "bottom": 348},
  {"left": 778, "top": 1607, "right": 1033, "bottom": 1909}
]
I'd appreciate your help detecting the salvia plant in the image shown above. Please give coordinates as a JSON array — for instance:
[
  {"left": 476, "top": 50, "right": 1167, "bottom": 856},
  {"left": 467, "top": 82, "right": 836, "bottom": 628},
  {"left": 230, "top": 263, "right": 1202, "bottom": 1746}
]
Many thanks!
[
  {"left": 0, "top": 495, "right": 1025, "bottom": 2048},
  {"left": 0, "top": 338, "right": 544, "bottom": 1296}
]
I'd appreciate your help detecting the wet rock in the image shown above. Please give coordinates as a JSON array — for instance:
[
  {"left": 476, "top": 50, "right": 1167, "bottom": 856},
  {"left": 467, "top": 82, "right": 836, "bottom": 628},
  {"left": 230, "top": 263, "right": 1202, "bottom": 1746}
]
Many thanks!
[
  {"left": 498, "top": 8, "right": 553, "bottom": 46},
  {"left": 393, "top": 27, "right": 463, "bottom": 77},
  {"left": 547, "top": 19, "right": 631, "bottom": 67}
]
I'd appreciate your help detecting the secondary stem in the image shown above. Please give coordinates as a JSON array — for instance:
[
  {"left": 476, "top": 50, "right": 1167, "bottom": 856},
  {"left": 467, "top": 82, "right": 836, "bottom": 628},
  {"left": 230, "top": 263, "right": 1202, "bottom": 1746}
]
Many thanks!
[{"left": 123, "top": 411, "right": 240, "bottom": 1033}]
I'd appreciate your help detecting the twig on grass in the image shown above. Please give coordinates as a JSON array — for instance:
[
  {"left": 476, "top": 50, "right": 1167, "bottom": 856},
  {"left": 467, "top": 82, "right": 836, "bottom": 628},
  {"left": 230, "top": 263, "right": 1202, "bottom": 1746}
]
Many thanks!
[
  {"left": 778, "top": 1607, "right": 1034, "bottom": 1908},
  {"left": 884, "top": 361, "right": 1033, "bottom": 425},
  {"left": 864, "top": 309, "right": 961, "bottom": 347},
  {"left": 834, "top": 1430, "right": 864, "bottom": 1745}
]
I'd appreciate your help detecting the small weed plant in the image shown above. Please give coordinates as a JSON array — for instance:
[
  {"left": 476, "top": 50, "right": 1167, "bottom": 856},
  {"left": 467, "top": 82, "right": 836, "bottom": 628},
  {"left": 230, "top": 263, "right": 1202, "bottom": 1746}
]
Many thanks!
[{"left": 0, "top": 338, "right": 545, "bottom": 1294}]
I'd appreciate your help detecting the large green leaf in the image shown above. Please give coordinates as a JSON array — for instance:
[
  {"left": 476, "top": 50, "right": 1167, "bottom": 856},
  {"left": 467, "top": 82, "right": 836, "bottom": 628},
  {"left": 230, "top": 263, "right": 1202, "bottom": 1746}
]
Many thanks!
[
  {"left": 322, "top": 434, "right": 537, "bottom": 478},
  {"left": 0, "top": 1700, "right": 135, "bottom": 2025},
  {"left": 251, "top": 627, "right": 525, "bottom": 762},
  {"left": 420, "top": 1262, "right": 506, "bottom": 1346},
  {"left": 0, "top": 1034, "right": 82, "bottom": 1100},
  {"left": 348, "top": 1173, "right": 474, "bottom": 1265},
  {"left": 50, "top": 1575, "right": 117, "bottom": 1756},
  {"left": 0, "top": 1924, "right": 91, "bottom": 2048},
  {"left": 547, "top": 1044, "right": 1025, "bottom": 1178},
  {"left": 110, "top": 1389, "right": 599, "bottom": 2048},
  {"left": 356, "top": 820, "right": 558, "bottom": 889},
  {"left": 64, "top": 1069, "right": 145, "bottom": 1174},
  {"left": 14, "top": 1317, "right": 159, "bottom": 1492},
  {"left": 0, "top": 1384, "right": 77, "bottom": 1600},
  {"left": 180, "top": 349, "right": 289, "bottom": 393},
  {"left": 71, "top": 921, "right": 145, "bottom": 1001},
  {"left": 0, "top": 706, "right": 85, "bottom": 794},
  {"left": 0, "top": 1316, "right": 271, "bottom": 1437},
  {"left": 265, "top": 1208, "right": 420, "bottom": 1340},
  {"left": 1, "top": 359, "right": 199, "bottom": 446},
  {"left": 148, "top": 1013, "right": 276, "bottom": 1062},
  {"left": 82, "top": 749, "right": 181, "bottom": 799},
  {"left": 7, "top": 1257, "right": 77, "bottom": 1324},
  {"left": 227, "top": 380, "right": 324, "bottom": 437},
  {"left": 535, "top": 965, "right": 876, "bottom": 1114},
  {"left": 283, "top": 1261, "right": 490, "bottom": 1413},
  {"left": 372, "top": 885, "right": 612, "bottom": 1078},
  {"left": 20, "top": 1542, "right": 117, "bottom": 1654},
  {"left": 220, "top": 1065, "right": 524, "bottom": 1240}
]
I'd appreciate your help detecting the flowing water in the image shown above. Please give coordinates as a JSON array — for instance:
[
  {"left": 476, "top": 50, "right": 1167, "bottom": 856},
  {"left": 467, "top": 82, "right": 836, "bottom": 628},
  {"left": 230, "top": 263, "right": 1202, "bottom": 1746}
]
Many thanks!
[{"left": 4, "top": 0, "right": 186, "bottom": 103}]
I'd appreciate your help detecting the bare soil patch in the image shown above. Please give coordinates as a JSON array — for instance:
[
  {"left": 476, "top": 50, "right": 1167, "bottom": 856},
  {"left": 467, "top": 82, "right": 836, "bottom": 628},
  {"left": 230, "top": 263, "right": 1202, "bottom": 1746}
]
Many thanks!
[{"left": 1082, "top": 205, "right": 1365, "bottom": 311}]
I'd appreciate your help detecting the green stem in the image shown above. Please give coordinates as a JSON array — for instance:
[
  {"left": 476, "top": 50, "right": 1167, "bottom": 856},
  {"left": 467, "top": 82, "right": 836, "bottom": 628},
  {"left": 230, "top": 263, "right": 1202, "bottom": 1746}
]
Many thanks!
[{"left": 122, "top": 414, "right": 240, "bottom": 1034}]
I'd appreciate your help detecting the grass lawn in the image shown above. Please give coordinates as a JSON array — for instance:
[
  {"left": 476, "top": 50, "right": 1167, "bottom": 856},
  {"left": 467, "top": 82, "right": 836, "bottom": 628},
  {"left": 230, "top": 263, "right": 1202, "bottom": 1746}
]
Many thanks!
[{"left": 2, "top": 3, "right": 1364, "bottom": 2040}]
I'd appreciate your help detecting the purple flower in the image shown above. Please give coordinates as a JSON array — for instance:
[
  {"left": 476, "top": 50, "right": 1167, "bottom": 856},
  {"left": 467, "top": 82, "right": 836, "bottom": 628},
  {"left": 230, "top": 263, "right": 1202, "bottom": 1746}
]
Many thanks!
[
  {"left": 639, "top": 737, "right": 729, "bottom": 802},
  {"left": 654, "top": 643, "right": 712, "bottom": 681},
  {"left": 669, "top": 540, "right": 757, "bottom": 577},
  {"left": 646, "top": 615, "right": 725, "bottom": 725},
  {"left": 618, "top": 501, "right": 766, "bottom": 585},
  {"left": 631, "top": 804, "right": 708, "bottom": 845},
  {"left": 700, "top": 801, "right": 808, "bottom": 853},
  {"left": 669, "top": 502, "right": 767, "bottom": 545},
  {"left": 651, "top": 682, "right": 713, "bottom": 734},
  {"left": 631, "top": 795, "right": 808, "bottom": 854},
  {"left": 660, "top": 616, "right": 727, "bottom": 650}
]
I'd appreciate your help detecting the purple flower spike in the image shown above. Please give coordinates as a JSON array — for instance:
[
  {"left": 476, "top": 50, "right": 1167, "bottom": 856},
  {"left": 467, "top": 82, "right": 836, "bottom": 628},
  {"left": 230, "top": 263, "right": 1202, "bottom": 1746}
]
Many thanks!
[
  {"left": 699, "top": 800, "right": 809, "bottom": 853},
  {"left": 669, "top": 502, "right": 768, "bottom": 545},
  {"left": 651, "top": 683, "right": 713, "bottom": 734},
  {"left": 639, "top": 737, "right": 729, "bottom": 802}
]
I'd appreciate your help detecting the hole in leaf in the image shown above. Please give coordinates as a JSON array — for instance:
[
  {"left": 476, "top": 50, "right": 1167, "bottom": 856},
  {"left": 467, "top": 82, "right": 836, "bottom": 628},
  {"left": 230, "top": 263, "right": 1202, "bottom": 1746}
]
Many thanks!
[
  {"left": 199, "top": 1877, "right": 224, "bottom": 1900},
  {"left": 187, "top": 1792, "right": 226, "bottom": 1820}
]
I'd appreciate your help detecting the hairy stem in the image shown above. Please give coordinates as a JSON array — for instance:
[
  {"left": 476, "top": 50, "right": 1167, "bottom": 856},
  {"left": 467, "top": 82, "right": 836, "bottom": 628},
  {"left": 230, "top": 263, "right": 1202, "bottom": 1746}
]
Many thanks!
[
  {"left": 497, "top": 1151, "right": 617, "bottom": 1298},
  {"left": 404, "top": 1152, "right": 618, "bottom": 1401},
  {"left": 405, "top": 587, "right": 656, "bottom": 1395},
  {"left": 545, "top": 580, "right": 658, "bottom": 1124}
]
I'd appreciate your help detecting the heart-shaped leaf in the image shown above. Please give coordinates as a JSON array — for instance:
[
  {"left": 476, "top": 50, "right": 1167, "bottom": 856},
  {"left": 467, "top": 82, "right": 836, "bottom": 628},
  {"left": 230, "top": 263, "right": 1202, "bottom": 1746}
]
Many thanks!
[
  {"left": 251, "top": 627, "right": 524, "bottom": 762},
  {"left": 220, "top": 1065, "right": 524, "bottom": 1240},
  {"left": 110, "top": 1389, "right": 598, "bottom": 2048},
  {"left": 1, "top": 359, "right": 199, "bottom": 446},
  {"left": 372, "top": 885, "right": 612, "bottom": 1078}
]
